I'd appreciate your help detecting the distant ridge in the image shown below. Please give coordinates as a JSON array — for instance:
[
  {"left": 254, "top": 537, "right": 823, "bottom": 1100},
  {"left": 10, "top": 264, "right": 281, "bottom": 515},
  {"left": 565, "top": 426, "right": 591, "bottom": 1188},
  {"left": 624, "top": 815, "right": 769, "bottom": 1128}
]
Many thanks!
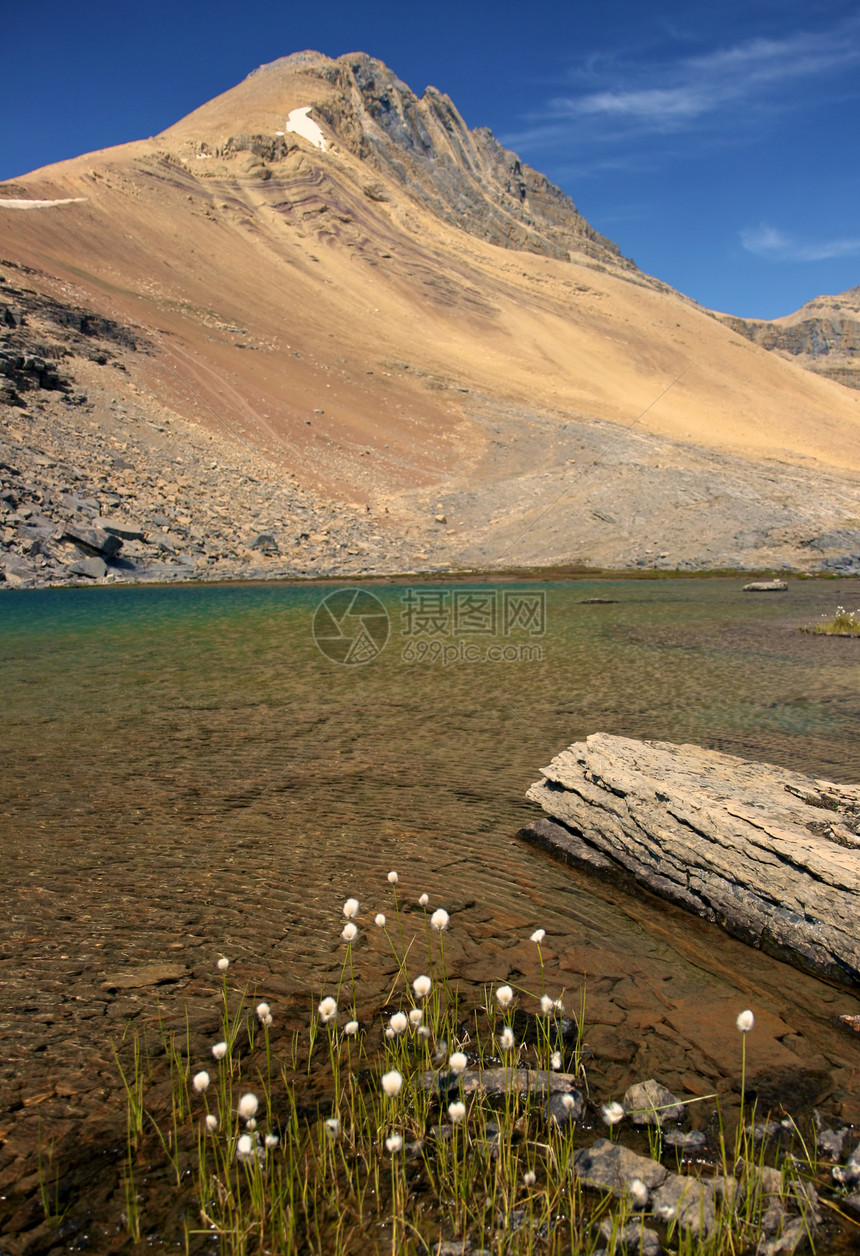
[{"left": 721, "top": 285, "right": 860, "bottom": 391}]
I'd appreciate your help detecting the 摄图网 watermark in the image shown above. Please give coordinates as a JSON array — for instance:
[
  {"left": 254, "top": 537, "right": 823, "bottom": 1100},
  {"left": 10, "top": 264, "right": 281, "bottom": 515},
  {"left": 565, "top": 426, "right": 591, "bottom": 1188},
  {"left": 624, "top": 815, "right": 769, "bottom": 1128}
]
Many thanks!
[{"left": 312, "top": 587, "right": 546, "bottom": 666}]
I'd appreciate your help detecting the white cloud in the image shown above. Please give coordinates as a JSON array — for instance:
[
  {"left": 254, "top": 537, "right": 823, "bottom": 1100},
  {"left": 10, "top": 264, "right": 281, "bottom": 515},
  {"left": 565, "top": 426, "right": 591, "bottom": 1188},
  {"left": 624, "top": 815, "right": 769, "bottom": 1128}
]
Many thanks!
[
  {"left": 741, "top": 223, "right": 860, "bottom": 262},
  {"left": 505, "top": 18, "right": 860, "bottom": 149}
]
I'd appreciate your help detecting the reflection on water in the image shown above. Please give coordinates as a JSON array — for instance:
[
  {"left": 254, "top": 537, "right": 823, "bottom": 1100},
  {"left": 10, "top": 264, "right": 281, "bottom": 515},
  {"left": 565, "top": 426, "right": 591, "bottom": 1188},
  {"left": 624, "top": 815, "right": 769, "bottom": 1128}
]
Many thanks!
[{"left": 1, "top": 576, "right": 860, "bottom": 1240}]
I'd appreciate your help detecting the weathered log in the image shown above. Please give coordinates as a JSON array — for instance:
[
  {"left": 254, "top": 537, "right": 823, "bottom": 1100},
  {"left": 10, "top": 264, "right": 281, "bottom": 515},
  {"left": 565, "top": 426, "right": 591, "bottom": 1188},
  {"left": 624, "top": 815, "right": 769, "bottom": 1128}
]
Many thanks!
[{"left": 523, "top": 734, "right": 860, "bottom": 986}]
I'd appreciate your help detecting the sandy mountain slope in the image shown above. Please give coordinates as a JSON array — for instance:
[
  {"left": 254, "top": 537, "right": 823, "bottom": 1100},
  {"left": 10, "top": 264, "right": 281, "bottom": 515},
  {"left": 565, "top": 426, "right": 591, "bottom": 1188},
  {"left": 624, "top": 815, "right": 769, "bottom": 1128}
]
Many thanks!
[
  {"left": 2, "top": 50, "right": 860, "bottom": 585},
  {"left": 722, "top": 286, "right": 860, "bottom": 394}
]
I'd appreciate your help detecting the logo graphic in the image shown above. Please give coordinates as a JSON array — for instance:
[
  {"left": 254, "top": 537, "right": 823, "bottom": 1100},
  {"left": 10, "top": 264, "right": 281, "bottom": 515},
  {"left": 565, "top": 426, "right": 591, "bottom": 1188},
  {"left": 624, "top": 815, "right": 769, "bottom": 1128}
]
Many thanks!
[{"left": 312, "top": 588, "right": 390, "bottom": 665}]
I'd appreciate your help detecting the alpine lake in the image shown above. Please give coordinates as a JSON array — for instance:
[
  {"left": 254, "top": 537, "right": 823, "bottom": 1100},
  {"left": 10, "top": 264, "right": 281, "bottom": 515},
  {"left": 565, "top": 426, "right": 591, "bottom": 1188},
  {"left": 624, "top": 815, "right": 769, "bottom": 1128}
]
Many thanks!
[{"left": 2, "top": 574, "right": 860, "bottom": 1254}]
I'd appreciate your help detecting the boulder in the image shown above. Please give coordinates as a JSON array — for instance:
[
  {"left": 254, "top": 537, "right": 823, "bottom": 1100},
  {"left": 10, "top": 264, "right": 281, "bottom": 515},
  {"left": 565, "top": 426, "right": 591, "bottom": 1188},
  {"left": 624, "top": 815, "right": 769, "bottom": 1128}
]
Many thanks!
[
  {"left": 68, "top": 555, "right": 107, "bottom": 579},
  {"left": 743, "top": 580, "right": 788, "bottom": 591},
  {"left": 62, "top": 522, "right": 123, "bottom": 558},
  {"left": 572, "top": 1138, "right": 668, "bottom": 1193},
  {"left": 622, "top": 1079, "right": 685, "bottom": 1126},
  {"left": 96, "top": 516, "right": 147, "bottom": 541},
  {"left": 523, "top": 734, "right": 860, "bottom": 985}
]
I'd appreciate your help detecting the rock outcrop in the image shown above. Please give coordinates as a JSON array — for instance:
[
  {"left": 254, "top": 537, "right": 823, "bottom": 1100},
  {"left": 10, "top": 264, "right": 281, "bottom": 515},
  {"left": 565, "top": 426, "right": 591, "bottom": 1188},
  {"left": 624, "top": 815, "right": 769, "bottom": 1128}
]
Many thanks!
[
  {"left": 721, "top": 285, "right": 860, "bottom": 392},
  {"left": 523, "top": 734, "right": 860, "bottom": 985}
]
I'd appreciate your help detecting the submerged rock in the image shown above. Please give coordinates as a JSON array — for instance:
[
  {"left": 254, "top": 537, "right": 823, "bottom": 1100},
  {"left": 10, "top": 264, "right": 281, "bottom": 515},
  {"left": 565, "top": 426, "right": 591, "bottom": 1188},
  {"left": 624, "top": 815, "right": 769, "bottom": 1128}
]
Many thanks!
[{"left": 523, "top": 734, "right": 860, "bottom": 985}]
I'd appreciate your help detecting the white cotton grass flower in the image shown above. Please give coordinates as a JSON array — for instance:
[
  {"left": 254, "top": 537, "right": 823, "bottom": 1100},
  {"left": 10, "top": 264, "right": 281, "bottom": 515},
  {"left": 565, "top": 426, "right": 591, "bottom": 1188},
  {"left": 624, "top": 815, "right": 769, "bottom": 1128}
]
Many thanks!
[
  {"left": 261, "top": 1012, "right": 273, "bottom": 1028},
  {"left": 629, "top": 1178, "right": 649, "bottom": 1209},
  {"left": 431, "top": 908, "right": 449, "bottom": 931},
  {"left": 246, "top": 1118, "right": 257, "bottom": 1131},
  {"left": 238, "top": 1093, "right": 259, "bottom": 1120},
  {"left": 192, "top": 1070, "right": 210, "bottom": 1093},
  {"left": 602, "top": 1101, "right": 625, "bottom": 1126},
  {"left": 386, "top": 1132, "right": 403, "bottom": 1153},
  {"left": 387, "top": 871, "right": 398, "bottom": 884},
  {"left": 236, "top": 1133, "right": 253, "bottom": 1157},
  {"left": 449, "top": 1051, "right": 467, "bottom": 1075},
  {"left": 212, "top": 1041, "right": 228, "bottom": 1061},
  {"left": 496, "top": 984, "right": 514, "bottom": 1009},
  {"left": 205, "top": 1113, "right": 218, "bottom": 1131},
  {"left": 390, "top": 1011, "right": 408, "bottom": 1034},
  {"left": 256, "top": 1001, "right": 271, "bottom": 1021},
  {"left": 524, "top": 1169, "right": 536, "bottom": 1188},
  {"left": 540, "top": 995, "right": 554, "bottom": 1015},
  {"left": 530, "top": 929, "right": 546, "bottom": 944},
  {"left": 325, "top": 1117, "right": 341, "bottom": 1138},
  {"left": 419, "top": 893, "right": 429, "bottom": 907},
  {"left": 499, "top": 1025, "right": 515, "bottom": 1052},
  {"left": 385, "top": 1026, "right": 395, "bottom": 1040},
  {"left": 553, "top": 997, "right": 564, "bottom": 1014},
  {"left": 344, "top": 1020, "right": 359, "bottom": 1036},
  {"left": 448, "top": 1101, "right": 466, "bottom": 1124},
  {"left": 375, "top": 913, "right": 386, "bottom": 927},
  {"left": 561, "top": 1093, "right": 576, "bottom": 1112},
  {"left": 318, "top": 996, "right": 337, "bottom": 1024},
  {"left": 418, "top": 1025, "right": 431, "bottom": 1039},
  {"left": 343, "top": 897, "right": 359, "bottom": 919},
  {"left": 409, "top": 1007, "right": 423, "bottom": 1028},
  {"left": 413, "top": 974, "right": 432, "bottom": 999},
  {"left": 551, "top": 1051, "right": 562, "bottom": 1071},
  {"left": 381, "top": 1069, "right": 403, "bottom": 1097},
  {"left": 265, "top": 1133, "right": 279, "bottom": 1149},
  {"left": 737, "top": 1009, "right": 755, "bottom": 1033},
  {"left": 217, "top": 956, "right": 229, "bottom": 971},
  {"left": 341, "top": 921, "right": 358, "bottom": 943}
]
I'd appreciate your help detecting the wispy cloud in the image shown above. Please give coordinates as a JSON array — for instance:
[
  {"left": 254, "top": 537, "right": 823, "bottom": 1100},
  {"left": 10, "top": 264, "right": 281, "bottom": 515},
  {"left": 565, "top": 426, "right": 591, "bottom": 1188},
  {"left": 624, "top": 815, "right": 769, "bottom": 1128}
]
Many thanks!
[
  {"left": 504, "top": 18, "right": 860, "bottom": 151},
  {"left": 741, "top": 223, "right": 860, "bottom": 262}
]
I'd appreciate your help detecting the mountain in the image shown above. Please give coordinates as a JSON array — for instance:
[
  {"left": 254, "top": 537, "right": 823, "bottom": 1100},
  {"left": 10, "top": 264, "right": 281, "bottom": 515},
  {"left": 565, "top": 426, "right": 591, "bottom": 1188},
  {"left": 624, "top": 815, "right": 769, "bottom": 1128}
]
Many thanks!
[
  {"left": 2, "top": 50, "right": 860, "bottom": 587},
  {"left": 721, "top": 286, "right": 860, "bottom": 392}
]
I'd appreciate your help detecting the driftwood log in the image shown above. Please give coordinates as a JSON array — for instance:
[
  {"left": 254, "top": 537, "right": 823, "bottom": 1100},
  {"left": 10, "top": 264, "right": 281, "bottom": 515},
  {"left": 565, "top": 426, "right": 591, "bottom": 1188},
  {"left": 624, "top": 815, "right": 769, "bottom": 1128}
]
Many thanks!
[{"left": 522, "top": 734, "right": 860, "bottom": 985}]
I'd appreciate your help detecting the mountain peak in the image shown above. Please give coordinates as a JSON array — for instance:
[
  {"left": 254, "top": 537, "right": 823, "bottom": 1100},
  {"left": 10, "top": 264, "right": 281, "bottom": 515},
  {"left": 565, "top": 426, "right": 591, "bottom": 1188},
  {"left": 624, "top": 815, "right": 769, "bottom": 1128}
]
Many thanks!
[{"left": 164, "top": 50, "right": 629, "bottom": 267}]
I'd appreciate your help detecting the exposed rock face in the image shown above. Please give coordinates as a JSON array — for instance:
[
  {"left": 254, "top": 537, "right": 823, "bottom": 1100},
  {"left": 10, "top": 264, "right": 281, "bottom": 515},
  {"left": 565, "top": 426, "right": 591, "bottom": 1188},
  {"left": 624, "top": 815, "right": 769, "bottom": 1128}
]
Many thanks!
[
  {"left": 523, "top": 734, "right": 860, "bottom": 986},
  {"left": 722, "top": 286, "right": 860, "bottom": 392},
  {"left": 272, "top": 51, "right": 629, "bottom": 267}
]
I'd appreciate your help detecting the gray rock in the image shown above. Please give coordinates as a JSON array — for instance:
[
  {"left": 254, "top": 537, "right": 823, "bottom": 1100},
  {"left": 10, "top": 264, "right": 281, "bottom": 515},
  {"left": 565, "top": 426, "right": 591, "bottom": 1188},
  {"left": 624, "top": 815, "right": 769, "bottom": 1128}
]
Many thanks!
[
  {"left": 757, "top": 1216, "right": 815, "bottom": 1256},
  {"left": 664, "top": 1129, "right": 707, "bottom": 1151},
  {"left": 249, "top": 531, "right": 279, "bottom": 553},
  {"left": 548, "top": 1088, "right": 584, "bottom": 1127},
  {"left": 517, "top": 817, "right": 618, "bottom": 879},
  {"left": 812, "top": 1113, "right": 848, "bottom": 1159},
  {"left": 524, "top": 734, "right": 860, "bottom": 985},
  {"left": 68, "top": 555, "right": 107, "bottom": 579},
  {"left": 651, "top": 1173, "right": 715, "bottom": 1237},
  {"left": 743, "top": 580, "right": 788, "bottom": 591},
  {"left": 425, "top": 1066, "right": 580, "bottom": 1101},
  {"left": 97, "top": 516, "right": 147, "bottom": 541},
  {"left": 572, "top": 1138, "right": 668, "bottom": 1193},
  {"left": 832, "top": 1140, "right": 860, "bottom": 1187},
  {"left": 62, "top": 523, "right": 123, "bottom": 558},
  {"left": 622, "top": 1079, "right": 685, "bottom": 1126},
  {"left": 597, "top": 1219, "right": 661, "bottom": 1256}
]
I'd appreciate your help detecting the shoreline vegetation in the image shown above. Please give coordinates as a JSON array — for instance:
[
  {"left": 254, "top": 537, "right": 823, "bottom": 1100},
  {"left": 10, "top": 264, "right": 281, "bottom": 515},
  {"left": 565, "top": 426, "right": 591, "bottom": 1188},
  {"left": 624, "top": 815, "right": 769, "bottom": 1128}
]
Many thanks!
[
  {"left": 801, "top": 607, "right": 860, "bottom": 637},
  {"left": 97, "top": 881, "right": 859, "bottom": 1256}
]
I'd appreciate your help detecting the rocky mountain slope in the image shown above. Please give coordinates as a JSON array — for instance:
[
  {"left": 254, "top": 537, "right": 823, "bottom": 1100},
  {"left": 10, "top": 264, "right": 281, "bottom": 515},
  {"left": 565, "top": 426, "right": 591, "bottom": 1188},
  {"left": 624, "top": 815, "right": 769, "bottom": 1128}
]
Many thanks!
[
  {"left": 2, "top": 50, "right": 860, "bottom": 588},
  {"left": 722, "top": 286, "right": 860, "bottom": 392}
]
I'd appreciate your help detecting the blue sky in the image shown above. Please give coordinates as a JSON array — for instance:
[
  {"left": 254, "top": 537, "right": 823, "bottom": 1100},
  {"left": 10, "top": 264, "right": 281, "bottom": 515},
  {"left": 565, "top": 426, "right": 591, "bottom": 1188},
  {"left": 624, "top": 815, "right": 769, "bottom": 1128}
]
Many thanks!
[{"left": 1, "top": 0, "right": 858, "bottom": 319}]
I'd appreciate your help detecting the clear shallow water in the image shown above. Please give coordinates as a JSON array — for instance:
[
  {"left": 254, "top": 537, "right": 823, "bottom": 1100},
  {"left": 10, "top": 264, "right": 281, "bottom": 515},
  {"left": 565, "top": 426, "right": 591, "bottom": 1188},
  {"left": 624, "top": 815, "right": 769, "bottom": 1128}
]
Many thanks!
[{"left": 2, "top": 576, "right": 860, "bottom": 1243}]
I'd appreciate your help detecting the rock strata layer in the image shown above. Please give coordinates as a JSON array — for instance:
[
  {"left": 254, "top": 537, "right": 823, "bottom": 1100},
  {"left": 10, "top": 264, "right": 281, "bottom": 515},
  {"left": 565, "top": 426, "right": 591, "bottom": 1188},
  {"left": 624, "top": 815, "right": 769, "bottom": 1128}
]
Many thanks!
[{"left": 523, "top": 734, "right": 860, "bottom": 985}]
